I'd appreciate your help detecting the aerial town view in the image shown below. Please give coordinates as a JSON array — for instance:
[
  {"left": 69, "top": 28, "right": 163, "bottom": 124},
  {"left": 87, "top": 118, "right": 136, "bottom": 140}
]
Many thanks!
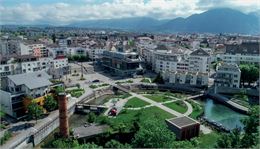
[{"left": 0, "top": 0, "right": 259, "bottom": 148}]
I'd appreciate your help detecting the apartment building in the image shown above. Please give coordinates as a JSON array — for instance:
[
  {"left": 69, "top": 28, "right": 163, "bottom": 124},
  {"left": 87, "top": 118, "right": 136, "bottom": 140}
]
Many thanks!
[
  {"left": 87, "top": 47, "right": 105, "bottom": 61},
  {"left": 0, "top": 55, "right": 68, "bottom": 89},
  {"left": 0, "top": 71, "right": 52, "bottom": 118},
  {"left": 167, "top": 71, "right": 209, "bottom": 86},
  {"left": 188, "top": 48, "right": 210, "bottom": 73},
  {"left": 220, "top": 42, "right": 260, "bottom": 65},
  {"left": 215, "top": 63, "right": 241, "bottom": 88},
  {"left": 159, "top": 48, "right": 210, "bottom": 87},
  {"left": 67, "top": 47, "right": 87, "bottom": 56},
  {"left": 0, "top": 38, "right": 22, "bottom": 56}
]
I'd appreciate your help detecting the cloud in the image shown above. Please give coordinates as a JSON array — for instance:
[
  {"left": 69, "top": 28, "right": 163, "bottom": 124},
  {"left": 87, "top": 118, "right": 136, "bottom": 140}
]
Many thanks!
[{"left": 0, "top": 0, "right": 259, "bottom": 25}]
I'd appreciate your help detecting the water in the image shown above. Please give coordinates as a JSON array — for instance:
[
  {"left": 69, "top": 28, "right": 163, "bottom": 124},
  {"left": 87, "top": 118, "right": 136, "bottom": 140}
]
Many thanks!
[{"left": 203, "top": 99, "right": 247, "bottom": 130}]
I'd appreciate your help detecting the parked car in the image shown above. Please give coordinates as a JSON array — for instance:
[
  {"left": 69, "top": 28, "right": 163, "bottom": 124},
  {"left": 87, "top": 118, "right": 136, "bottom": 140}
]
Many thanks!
[
  {"left": 92, "top": 79, "right": 100, "bottom": 83},
  {"left": 108, "top": 107, "right": 117, "bottom": 116}
]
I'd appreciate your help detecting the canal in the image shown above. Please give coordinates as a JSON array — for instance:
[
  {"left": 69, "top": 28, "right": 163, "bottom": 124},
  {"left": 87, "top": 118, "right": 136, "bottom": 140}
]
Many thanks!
[{"left": 202, "top": 98, "right": 247, "bottom": 130}]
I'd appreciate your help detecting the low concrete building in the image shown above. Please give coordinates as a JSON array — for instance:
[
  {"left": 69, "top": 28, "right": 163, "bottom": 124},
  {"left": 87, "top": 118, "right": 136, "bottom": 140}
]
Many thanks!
[{"left": 165, "top": 116, "right": 200, "bottom": 140}]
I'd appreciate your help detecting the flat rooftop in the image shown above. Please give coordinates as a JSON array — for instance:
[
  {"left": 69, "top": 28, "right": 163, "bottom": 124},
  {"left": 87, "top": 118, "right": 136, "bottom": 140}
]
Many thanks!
[
  {"left": 166, "top": 116, "right": 199, "bottom": 128},
  {"left": 73, "top": 124, "right": 109, "bottom": 138}
]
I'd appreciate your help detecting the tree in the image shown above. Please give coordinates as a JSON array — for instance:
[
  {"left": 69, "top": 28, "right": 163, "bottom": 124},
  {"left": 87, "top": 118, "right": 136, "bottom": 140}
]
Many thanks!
[
  {"left": 247, "top": 65, "right": 259, "bottom": 85},
  {"left": 105, "top": 139, "right": 131, "bottom": 148},
  {"left": 171, "top": 139, "right": 198, "bottom": 148},
  {"left": 216, "top": 133, "right": 232, "bottom": 148},
  {"left": 216, "top": 106, "right": 260, "bottom": 148},
  {"left": 239, "top": 64, "right": 259, "bottom": 86},
  {"left": 241, "top": 106, "right": 260, "bottom": 148},
  {"left": 43, "top": 95, "right": 58, "bottom": 112},
  {"left": 0, "top": 110, "right": 5, "bottom": 119},
  {"left": 132, "top": 119, "right": 175, "bottom": 148},
  {"left": 153, "top": 73, "right": 164, "bottom": 84},
  {"left": 27, "top": 102, "right": 44, "bottom": 123},
  {"left": 76, "top": 83, "right": 80, "bottom": 89},
  {"left": 230, "top": 128, "right": 242, "bottom": 148},
  {"left": 50, "top": 138, "right": 101, "bottom": 148},
  {"left": 86, "top": 112, "right": 96, "bottom": 123},
  {"left": 216, "top": 128, "right": 242, "bottom": 148},
  {"left": 51, "top": 34, "right": 56, "bottom": 43},
  {"left": 55, "top": 86, "right": 65, "bottom": 94}
]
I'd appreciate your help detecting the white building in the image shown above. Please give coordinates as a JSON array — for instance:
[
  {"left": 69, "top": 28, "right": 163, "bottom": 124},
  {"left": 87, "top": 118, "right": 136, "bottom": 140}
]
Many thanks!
[
  {"left": 67, "top": 47, "right": 87, "bottom": 56},
  {"left": 0, "top": 71, "right": 52, "bottom": 118},
  {"left": 215, "top": 63, "right": 241, "bottom": 88},
  {"left": 167, "top": 71, "right": 209, "bottom": 86},
  {"left": 188, "top": 48, "right": 210, "bottom": 73},
  {"left": 220, "top": 42, "right": 260, "bottom": 65},
  {"left": 87, "top": 48, "right": 105, "bottom": 61},
  {"left": 157, "top": 48, "right": 210, "bottom": 87},
  {"left": 0, "top": 55, "right": 68, "bottom": 79}
]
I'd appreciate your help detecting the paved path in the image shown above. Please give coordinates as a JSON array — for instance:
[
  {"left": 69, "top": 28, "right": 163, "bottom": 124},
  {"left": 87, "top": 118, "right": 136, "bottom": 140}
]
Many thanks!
[
  {"left": 208, "top": 93, "right": 248, "bottom": 113},
  {"left": 111, "top": 84, "right": 211, "bottom": 134},
  {"left": 104, "top": 96, "right": 134, "bottom": 116}
]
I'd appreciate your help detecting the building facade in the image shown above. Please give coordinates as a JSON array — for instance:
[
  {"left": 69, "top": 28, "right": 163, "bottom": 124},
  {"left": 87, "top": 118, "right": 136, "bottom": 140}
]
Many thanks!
[
  {"left": 215, "top": 63, "right": 241, "bottom": 88},
  {"left": 101, "top": 50, "right": 144, "bottom": 76}
]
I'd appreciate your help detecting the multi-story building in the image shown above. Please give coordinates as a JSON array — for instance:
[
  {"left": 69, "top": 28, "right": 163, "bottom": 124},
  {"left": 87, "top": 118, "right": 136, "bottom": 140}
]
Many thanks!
[
  {"left": 215, "top": 63, "right": 241, "bottom": 88},
  {"left": 0, "top": 71, "right": 52, "bottom": 118},
  {"left": 67, "top": 47, "right": 87, "bottom": 56},
  {"left": 188, "top": 48, "right": 210, "bottom": 73},
  {"left": 0, "top": 38, "right": 21, "bottom": 56},
  {"left": 87, "top": 47, "right": 105, "bottom": 61},
  {"left": 101, "top": 50, "right": 144, "bottom": 76},
  {"left": 156, "top": 48, "right": 210, "bottom": 87},
  {"left": 167, "top": 71, "right": 209, "bottom": 86},
  {"left": 0, "top": 55, "right": 68, "bottom": 88},
  {"left": 220, "top": 42, "right": 260, "bottom": 65},
  {"left": 58, "top": 38, "right": 68, "bottom": 48}
]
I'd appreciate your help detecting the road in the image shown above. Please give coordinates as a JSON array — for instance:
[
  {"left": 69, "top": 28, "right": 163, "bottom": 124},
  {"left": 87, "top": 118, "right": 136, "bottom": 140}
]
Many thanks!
[{"left": 1, "top": 81, "right": 94, "bottom": 149}]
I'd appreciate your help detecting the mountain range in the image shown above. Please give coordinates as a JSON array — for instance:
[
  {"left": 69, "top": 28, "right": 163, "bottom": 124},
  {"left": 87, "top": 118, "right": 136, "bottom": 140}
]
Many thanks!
[{"left": 69, "top": 8, "right": 259, "bottom": 34}]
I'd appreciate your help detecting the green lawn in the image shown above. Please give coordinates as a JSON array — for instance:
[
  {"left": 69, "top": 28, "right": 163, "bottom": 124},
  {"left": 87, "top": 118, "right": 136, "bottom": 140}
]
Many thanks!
[
  {"left": 163, "top": 100, "right": 188, "bottom": 114},
  {"left": 140, "top": 78, "right": 151, "bottom": 83},
  {"left": 188, "top": 100, "right": 204, "bottom": 119},
  {"left": 96, "top": 106, "right": 175, "bottom": 132},
  {"left": 116, "top": 93, "right": 131, "bottom": 99},
  {"left": 114, "top": 106, "right": 174, "bottom": 123},
  {"left": 124, "top": 97, "right": 150, "bottom": 108},
  {"left": 66, "top": 88, "right": 85, "bottom": 98},
  {"left": 144, "top": 94, "right": 171, "bottom": 102},
  {"left": 0, "top": 111, "right": 5, "bottom": 118},
  {"left": 197, "top": 132, "right": 220, "bottom": 148},
  {"left": 164, "top": 92, "right": 186, "bottom": 99}
]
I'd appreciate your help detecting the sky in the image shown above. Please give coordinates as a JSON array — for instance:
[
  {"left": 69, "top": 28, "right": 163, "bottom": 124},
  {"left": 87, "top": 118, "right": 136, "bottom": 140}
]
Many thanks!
[{"left": 0, "top": 0, "right": 259, "bottom": 25}]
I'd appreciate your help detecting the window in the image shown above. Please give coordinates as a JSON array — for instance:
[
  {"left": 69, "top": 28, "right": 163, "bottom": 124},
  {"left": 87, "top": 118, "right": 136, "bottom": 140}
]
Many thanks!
[
  {"left": 234, "top": 75, "right": 238, "bottom": 78},
  {"left": 4, "top": 66, "right": 9, "bottom": 71}
]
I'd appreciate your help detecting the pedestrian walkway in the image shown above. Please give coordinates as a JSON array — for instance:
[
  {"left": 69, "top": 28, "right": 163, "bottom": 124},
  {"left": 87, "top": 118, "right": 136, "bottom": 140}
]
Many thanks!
[
  {"left": 109, "top": 83, "right": 211, "bottom": 134},
  {"left": 104, "top": 96, "right": 134, "bottom": 116}
]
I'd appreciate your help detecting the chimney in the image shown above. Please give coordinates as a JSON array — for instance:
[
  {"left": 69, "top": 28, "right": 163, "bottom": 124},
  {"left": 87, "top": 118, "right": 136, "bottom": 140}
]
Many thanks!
[{"left": 58, "top": 92, "right": 69, "bottom": 138}]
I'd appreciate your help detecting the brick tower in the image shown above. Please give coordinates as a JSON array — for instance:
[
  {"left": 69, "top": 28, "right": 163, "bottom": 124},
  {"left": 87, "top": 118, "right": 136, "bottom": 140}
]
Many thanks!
[{"left": 58, "top": 92, "right": 69, "bottom": 138}]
